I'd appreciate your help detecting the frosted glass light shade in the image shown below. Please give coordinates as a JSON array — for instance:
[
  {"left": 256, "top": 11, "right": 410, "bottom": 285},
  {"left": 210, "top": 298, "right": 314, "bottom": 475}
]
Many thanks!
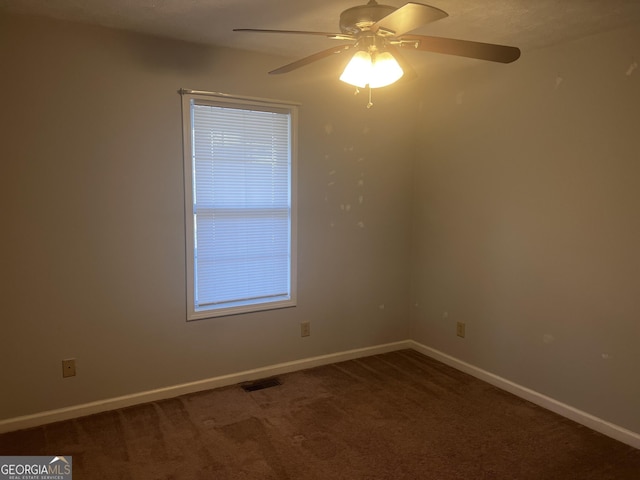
[
  {"left": 339, "top": 51, "right": 373, "bottom": 88},
  {"left": 339, "top": 50, "right": 404, "bottom": 89},
  {"left": 369, "top": 52, "right": 404, "bottom": 88}
]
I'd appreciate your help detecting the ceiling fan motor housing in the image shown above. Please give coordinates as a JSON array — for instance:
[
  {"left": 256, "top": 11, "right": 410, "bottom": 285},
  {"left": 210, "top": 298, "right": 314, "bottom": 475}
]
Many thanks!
[{"left": 339, "top": 1, "right": 396, "bottom": 34}]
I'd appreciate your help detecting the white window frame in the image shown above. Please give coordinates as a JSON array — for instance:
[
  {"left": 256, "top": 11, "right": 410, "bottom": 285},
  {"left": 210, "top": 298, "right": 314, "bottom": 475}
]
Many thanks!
[{"left": 181, "top": 90, "right": 298, "bottom": 320}]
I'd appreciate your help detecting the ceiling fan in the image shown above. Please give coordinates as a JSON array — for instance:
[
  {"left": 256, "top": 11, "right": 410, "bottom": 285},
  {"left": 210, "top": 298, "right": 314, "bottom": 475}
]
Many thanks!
[{"left": 234, "top": 0, "right": 521, "bottom": 93}]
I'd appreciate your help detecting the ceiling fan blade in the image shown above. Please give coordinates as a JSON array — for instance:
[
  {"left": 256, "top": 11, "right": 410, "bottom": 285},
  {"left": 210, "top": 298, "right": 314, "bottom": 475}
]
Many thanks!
[
  {"left": 399, "top": 35, "right": 521, "bottom": 63},
  {"left": 372, "top": 2, "right": 448, "bottom": 37},
  {"left": 385, "top": 45, "right": 417, "bottom": 82},
  {"left": 269, "top": 45, "right": 354, "bottom": 74},
  {"left": 234, "top": 28, "right": 355, "bottom": 41}
]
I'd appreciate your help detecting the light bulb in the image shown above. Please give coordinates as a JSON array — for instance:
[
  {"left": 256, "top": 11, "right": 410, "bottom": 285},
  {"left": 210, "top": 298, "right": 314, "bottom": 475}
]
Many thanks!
[
  {"left": 369, "top": 52, "right": 404, "bottom": 88},
  {"left": 339, "top": 51, "right": 372, "bottom": 88}
]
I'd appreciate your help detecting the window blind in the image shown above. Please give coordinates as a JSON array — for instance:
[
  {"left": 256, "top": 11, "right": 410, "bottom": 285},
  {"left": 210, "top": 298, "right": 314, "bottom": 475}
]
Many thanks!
[{"left": 190, "top": 101, "right": 293, "bottom": 314}]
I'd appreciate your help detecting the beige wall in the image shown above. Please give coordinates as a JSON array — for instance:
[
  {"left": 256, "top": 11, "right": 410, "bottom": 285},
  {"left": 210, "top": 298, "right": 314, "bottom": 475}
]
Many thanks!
[
  {"left": 411, "top": 25, "right": 640, "bottom": 433},
  {"left": 0, "top": 13, "right": 416, "bottom": 420}
]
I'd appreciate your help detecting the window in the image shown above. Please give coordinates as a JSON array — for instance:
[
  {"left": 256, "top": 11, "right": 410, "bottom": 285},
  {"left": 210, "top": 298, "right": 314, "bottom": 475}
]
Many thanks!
[{"left": 181, "top": 91, "right": 298, "bottom": 320}]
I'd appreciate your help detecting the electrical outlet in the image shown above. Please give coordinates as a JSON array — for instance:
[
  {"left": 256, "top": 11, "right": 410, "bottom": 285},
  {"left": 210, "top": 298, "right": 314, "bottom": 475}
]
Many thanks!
[
  {"left": 300, "top": 321, "right": 311, "bottom": 337},
  {"left": 456, "top": 322, "right": 466, "bottom": 338},
  {"left": 62, "top": 358, "right": 76, "bottom": 378}
]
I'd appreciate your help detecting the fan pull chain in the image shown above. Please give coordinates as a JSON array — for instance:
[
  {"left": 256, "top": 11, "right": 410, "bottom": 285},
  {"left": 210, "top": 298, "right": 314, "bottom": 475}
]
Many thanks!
[{"left": 352, "top": 86, "right": 374, "bottom": 108}]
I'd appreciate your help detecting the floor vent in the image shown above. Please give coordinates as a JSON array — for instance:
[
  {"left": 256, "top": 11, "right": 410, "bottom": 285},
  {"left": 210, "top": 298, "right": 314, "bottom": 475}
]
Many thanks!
[{"left": 241, "top": 377, "right": 282, "bottom": 392}]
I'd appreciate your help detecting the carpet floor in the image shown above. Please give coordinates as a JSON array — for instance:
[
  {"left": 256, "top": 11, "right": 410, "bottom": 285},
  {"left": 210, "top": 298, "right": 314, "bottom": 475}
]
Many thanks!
[{"left": 1, "top": 349, "right": 639, "bottom": 479}]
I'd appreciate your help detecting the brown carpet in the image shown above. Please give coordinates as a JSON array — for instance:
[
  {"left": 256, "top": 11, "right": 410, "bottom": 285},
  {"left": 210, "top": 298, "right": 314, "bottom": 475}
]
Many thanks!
[{"left": 1, "top": 349, "right": 639, "bottom": 479}]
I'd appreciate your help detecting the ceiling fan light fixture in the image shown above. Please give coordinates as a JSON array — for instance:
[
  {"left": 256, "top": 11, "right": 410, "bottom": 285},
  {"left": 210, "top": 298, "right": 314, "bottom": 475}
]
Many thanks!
[{"left": 340, "top": 50, "right": 404, "bottom": 88}]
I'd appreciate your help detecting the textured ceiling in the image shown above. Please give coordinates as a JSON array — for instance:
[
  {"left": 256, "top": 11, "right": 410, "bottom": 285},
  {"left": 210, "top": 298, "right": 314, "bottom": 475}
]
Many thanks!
[{"left": 2, "top": 0, "right": 640, "bottom": 63}]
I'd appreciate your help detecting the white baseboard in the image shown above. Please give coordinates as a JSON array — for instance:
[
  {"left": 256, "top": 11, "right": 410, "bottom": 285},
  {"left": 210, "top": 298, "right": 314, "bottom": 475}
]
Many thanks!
[
  {"left": 2, "top": 339, "right": 639, "bottom": 450},
  {"left": 0, "top": 340, "right": 412, "bottom": 434},
  {"left": 409, "top": 340, "right": 640, "bottom": 450}
]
